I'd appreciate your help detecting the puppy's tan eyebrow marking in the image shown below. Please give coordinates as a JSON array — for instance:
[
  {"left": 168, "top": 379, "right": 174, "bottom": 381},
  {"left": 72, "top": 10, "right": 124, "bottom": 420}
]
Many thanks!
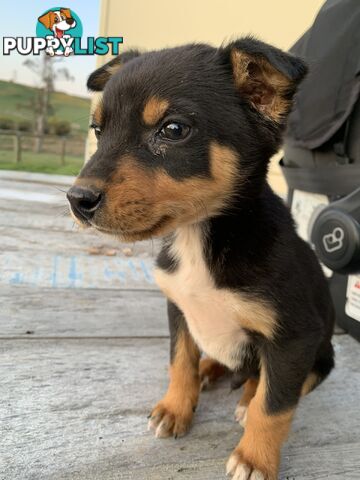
[
  {"left": 142, "top": 96, "right": 169, "bottom": 126},
  {"left": 92, "top": 104, "right": 103, "bottom": 126}
]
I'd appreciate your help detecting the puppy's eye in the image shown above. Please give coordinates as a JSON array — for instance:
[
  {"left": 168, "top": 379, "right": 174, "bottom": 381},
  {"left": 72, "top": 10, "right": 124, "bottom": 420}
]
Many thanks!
[
  {"left": 90, "top": 124, "right": 102, "bottom": 139},
  {"left": 160, "top": 122, "right": 190, "bottom": 141},
  {"left": 54, "top": 18, "right": 59, "bottom": 23}
]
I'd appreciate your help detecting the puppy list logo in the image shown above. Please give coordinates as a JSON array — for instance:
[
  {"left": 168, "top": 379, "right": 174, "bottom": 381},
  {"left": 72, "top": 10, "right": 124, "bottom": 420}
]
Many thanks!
[{"left": 3, "top": 7, "right": 123, "bottom": 57}]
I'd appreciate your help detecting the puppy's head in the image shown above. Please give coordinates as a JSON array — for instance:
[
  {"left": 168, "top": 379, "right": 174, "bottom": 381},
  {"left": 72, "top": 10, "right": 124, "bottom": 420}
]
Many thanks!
[
  {"left": 38, "top": 8, "right": 76, "bottom": 37},
  {"left": 67, "top": 38, "right": 306, "bottom": 241}
]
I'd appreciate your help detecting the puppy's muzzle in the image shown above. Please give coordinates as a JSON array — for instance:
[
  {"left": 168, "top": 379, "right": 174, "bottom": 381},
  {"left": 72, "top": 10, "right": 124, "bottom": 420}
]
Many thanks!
[{"left": 67, "top": 186, "right": 102, "bottom": 222}]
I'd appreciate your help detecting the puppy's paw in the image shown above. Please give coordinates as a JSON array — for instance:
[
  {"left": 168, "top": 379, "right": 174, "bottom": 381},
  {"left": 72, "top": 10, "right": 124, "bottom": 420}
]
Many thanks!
[
  {"left": 226, "top": 450, "right": 268, "bottom": 480},
  {"left": 234, "top": 405, "right": 247, "bottom": 427},
  {"left": 199, "top": 357, "right": 227, "bottom": 390},
  {"left": 148, "top": 399, "right": 194, "bottom": 439}
]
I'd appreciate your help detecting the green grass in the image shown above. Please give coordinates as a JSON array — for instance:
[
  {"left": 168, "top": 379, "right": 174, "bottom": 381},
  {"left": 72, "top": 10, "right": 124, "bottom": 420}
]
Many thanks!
[
  {"left": 0, "top": 149, "right": 83, "bottom": 176},
  {"left": 0, "top": 80, "right": 91, "bottom": 134}
]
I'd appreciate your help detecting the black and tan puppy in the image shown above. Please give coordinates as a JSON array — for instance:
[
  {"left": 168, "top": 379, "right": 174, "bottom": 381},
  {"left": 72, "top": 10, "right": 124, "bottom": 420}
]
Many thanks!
[{"left": 67, "top": 37, "right": 335, "bottom": 480}]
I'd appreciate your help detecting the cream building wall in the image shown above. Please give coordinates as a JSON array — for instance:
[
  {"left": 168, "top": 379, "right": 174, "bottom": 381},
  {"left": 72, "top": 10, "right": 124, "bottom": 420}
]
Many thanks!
[{"left": 86, "top": 0, "right": 325, "bottom": 194}]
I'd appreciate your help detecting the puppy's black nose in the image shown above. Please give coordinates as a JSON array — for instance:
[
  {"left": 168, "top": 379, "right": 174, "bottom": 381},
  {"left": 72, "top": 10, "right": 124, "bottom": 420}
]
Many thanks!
[
  {"left": 66, "top": 17, "right": 74, "bottom": 25},
  {"left": 67, "top": 186, "right": 102, "bottom": 220}
]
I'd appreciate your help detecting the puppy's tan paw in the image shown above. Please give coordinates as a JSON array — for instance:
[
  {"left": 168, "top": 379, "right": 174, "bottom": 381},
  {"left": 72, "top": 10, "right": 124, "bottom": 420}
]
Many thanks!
[
  {"left": 234, "top": 405, "right": 247, "bottom": 427},
  {"left": 199, "top": 357, "right": 227, "bottom": 390},
  {"left": 148, "top": 399, "right": 194, "bottom": 439},
  {"left": 226, "top": 451, "right": 267, "bottom": 480}
]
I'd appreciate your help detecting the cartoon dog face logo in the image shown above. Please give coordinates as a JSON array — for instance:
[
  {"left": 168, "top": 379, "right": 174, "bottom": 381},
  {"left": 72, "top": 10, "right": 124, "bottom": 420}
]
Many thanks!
[
  {"left": 38, "top": 8, "right": 76, "bottom": 56},
  {"left": 38, "top": 8, "right": 76, "bottom": 38}
]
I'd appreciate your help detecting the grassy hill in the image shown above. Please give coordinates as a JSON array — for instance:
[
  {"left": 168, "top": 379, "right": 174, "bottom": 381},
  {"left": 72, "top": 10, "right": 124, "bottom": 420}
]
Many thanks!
[{"left": 0, "top": 80, "right": 91, "bottom": 134}]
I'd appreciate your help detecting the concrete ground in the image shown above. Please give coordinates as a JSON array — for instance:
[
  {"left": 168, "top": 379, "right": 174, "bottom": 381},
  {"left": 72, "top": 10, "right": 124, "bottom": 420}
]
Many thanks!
[{"left": 1, "top": 170, "right": 359, "bottom": 480}]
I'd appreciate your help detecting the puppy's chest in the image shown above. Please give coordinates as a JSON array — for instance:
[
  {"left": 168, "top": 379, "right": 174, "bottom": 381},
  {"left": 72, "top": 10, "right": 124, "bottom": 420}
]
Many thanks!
[{"left": 155, "top": 227, "right": 250, "bottom": 370}]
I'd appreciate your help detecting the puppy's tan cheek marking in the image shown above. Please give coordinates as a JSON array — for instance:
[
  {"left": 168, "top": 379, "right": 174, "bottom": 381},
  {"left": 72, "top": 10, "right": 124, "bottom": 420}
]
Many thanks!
[
  {"left": 100, "top": 157, "right": 158, "bottom": 231},
  {"left": 97, "top": 142, "right": 238, "bottom": 233},
  {"left": 149, "top": 142, "right": 238, "bottom": 221},
  {"left": 233, "top": 367, "right": 294, "bottom": 479},
  {"left": 230, "top": 49, "right": 291, "bottom": 122},
  {"left": 208, "top": 141, "right": 239, "bottom": 201},
  {"left": 142, "top": 96, "right": 169, "bottom": 126},
  {"left": 105, "top": 157, "right": 155, "bottom": 206}
]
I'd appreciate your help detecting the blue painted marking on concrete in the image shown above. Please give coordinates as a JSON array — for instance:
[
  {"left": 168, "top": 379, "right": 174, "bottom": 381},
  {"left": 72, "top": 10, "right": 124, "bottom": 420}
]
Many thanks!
[
  {"left": 32, "top": 266, "right": 41, "bottom": 284},
  {"left": 127, "top": 260, "right": 138, "bottom": 280},
  {"left": 0, "top": 252, "right": 156, "bottom": 289},
  {"left": 104, "top": 260, "right": 126, "bottom": 283},
  {"left": 68, "top": 256, "right": 82, "bottom": 287},
  {"left": 51, "top": 255, "right": 59, "bottom": 288},
  {"left": 10, "top": 272, "right": 22, "bottom": 285},
  {"left": 116, "top": 260, "right": 127, "bottom": 283},
  {"left": 140, "top": 260, "right": 154, "bottom": 284}
]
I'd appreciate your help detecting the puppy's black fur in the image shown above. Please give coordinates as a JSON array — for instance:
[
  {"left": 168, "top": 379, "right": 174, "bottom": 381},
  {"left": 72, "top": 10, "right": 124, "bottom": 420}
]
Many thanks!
[{"left": 69, "top": 37, "right": 335, "bottom": 480}]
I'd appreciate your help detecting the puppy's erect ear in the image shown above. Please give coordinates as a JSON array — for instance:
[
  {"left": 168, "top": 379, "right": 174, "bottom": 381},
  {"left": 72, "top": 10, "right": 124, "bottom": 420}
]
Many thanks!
[
  {"left": 222, "top": 37, "right": 307, "bottom": 122},
  {"left": 87, "top": 50, "right": 142, "bottom": 92},
  {"left": 38, "top": 11, "right": 56, "bottom": 30},
  {"left": 60, "top": 8, "right": 72, "bottom": 19}
]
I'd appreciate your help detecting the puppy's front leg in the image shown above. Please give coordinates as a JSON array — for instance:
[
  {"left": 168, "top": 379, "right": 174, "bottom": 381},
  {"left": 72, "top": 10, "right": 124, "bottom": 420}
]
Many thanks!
[
  {"left": 148, "top": 301, "right": 200, "bottom": 438},
  {"left": 227, "top": 369, "right": 294, "bottom": 480},
  {"left": 227, "top": 340, "right": 316, "bottom": 480}
]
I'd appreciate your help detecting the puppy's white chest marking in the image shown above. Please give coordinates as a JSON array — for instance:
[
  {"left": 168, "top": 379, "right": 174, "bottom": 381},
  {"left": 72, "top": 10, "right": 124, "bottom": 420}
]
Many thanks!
[{"left": 155, "top": 226, "right": 257, "bottom": 370}]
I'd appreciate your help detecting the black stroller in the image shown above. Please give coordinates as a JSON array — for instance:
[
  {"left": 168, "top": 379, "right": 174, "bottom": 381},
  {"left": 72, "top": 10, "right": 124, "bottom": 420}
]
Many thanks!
[{"left": 281, "top": 0, "right": 360, "bottom": 339}]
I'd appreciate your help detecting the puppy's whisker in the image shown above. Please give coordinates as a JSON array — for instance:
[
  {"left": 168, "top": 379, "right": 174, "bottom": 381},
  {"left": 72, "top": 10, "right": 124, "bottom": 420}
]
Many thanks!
[{"left": 49, "top": 185, "right": 68, "bottom": 194}]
